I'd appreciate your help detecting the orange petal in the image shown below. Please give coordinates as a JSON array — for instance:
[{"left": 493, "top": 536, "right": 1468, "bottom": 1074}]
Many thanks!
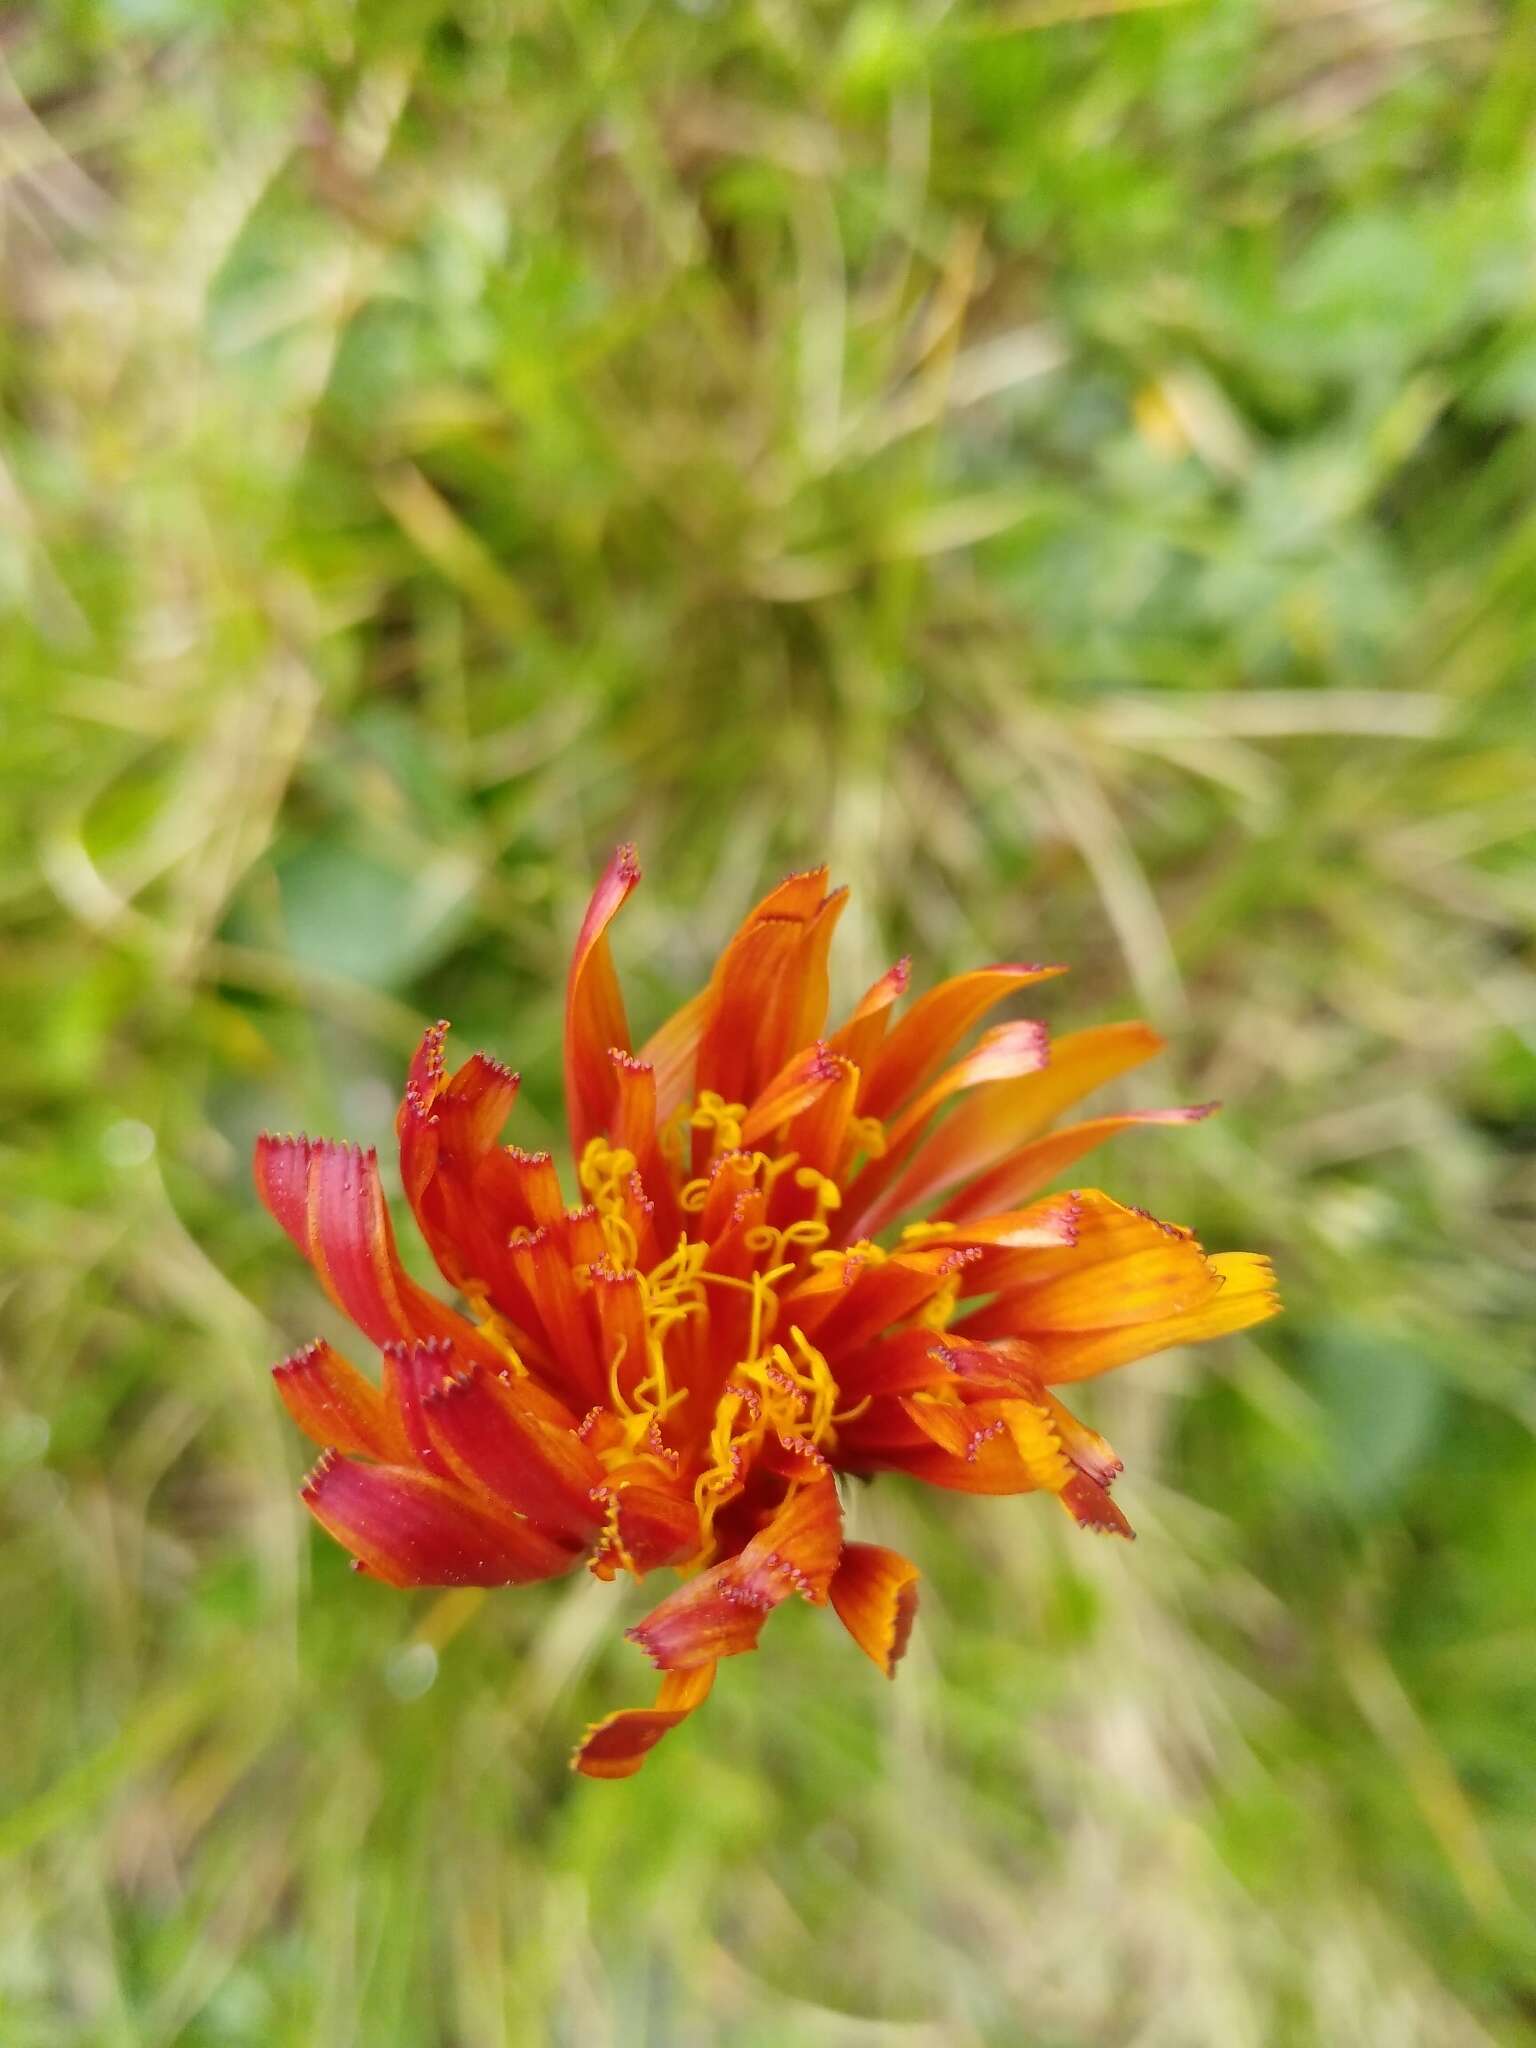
[
  {"left": 961, "top": 1192, "right": 1221, "bottom": 1334},
  {"left": 740, "top": 1042, "right": 851, "bottom": 1147},
  {"left": 782, "top": 1052, "right": 861, "bottom": 1187},
  {"left": 858, "top": 964, "right": 1066, "bottom": 1122},
  {"left": 830, "top": 1543, "right": 920, "bottom": 1676},
  {"left": 627, "top": 1477, "right": 843, "bottom": 1671},
  {"left": 565, "top": 844, "right": 640, "bottom": 1157},
  {"left": 840, "top": 1020, "right": 1051, "bottom": 1239},
  {"left": 842, "top": 1022, "right": 1160, "bottom": 1237},
  {"left": 864, "top": 1394, "right": 1077, "bottom": 1497},
  {"left": 301, "top": 1452, "right": 579, "bottom": 1586},
  {"left": 694, "top": 917, "right": 814, "bottom": 1107},
  {"left": 639, "top": 986, "right": 713, "bottom": 1126},
  {"left": 788, "top": 1245, "right": 980, "bottom": 1354},
  {"left": 640, "top": 868, "right": 837, "bottom": 1121},
  {"left": 272, "top": 1338, "right": 410, "bottom": 1461},
  {"left": 937, "top": 1105, "right": 1216, "bottom": 1222},
  {"left": 571, "top": 1663, "right": 717, "bottom": 1780},
  {"left": 1027, "top": 1252, "right": 1281, "bottom": 1383},
  {"left": 828, "top": 957, "right": 910, "bottom": 1073}
]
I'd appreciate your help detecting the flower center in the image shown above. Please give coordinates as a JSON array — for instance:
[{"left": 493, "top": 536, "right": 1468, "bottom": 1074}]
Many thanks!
[{"left": 574, "top": 1109, "right": 876, "bottom": 1564}]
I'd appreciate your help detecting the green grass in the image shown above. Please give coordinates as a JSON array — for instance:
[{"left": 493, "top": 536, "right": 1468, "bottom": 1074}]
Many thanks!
[{"left": 4, "top": 2, "right": 1535, "bottom": 2041}]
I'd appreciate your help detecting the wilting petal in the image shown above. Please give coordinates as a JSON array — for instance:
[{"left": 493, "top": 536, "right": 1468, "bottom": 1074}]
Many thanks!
[
  {"left": 571, "top": 1663, "right": 716, "bottom": 1780},
  {"left": 830, "top": 1543, "right": 920, "bottom": 1676},
  {"left": 1058, "top": 1471, "right": 1135, "bottom": 1538},
  {"left": 301, "top": 1453, "right": 579, "bottom": 1586},
  {"left": 565, "top": 843, "right": 641, "bottom": 1157},
  {"left": 1039, "top": 1386, "right": 1123, "bottom": 1489},
  {"left": 628, "top": 1477, "right": 843, "bottom": 1670},
  {"left": 272, "top": 1339, "right": 410, "bottom": 1461},
  {"left": 1027, "top": 1252, "right": 1281, "bottom": 1383},
  {"left": 420, "top": 1363, "right": 604, "bottom": 1545},
  {"left": 858, "top": 964, "right": 1065, "bottom": 1122},
  {"left": 937, "top": 1105, "right": 1216, "bottom": 1222}
]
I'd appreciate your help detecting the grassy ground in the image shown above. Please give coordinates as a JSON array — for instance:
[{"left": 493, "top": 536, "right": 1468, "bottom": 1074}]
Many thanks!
[{"left": 3, "top": 2, "right": 1535, "bottom": 2042}]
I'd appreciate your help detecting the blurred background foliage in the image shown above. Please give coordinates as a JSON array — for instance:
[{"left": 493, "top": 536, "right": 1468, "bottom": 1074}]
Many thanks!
[{"left": 2, "top": 0, "right": 1535, "bottom": 2042}]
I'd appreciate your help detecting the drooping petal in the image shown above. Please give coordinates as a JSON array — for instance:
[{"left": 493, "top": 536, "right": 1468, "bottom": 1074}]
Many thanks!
[
  {"left": 627, "top": 1477, "right": 843, "bottom": 1671},
  {"left": 571, "top": 1663, "right": 716, "bottom": 1780},
  {"left": 565, "top": 843, "right": 641, "bottom": 1157},
  {"left": 830, "top": 1543, "right": 920, "bottom": 1676},
  {"left": 848, "top": 1392, "right": 1080, "bottom": 1499},
  {"left": 272, "top": 1339, "right": 410, "bottom": 1462},
  {"left": 301, "top": 1453, "right": 580, "bottom": 1586},
  {"left": 857, "top": 964, "right": 1066, "bottom": 1122}
]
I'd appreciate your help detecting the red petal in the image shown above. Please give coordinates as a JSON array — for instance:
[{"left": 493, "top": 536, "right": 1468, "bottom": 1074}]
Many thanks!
[
  {"left": 254, "top": 1136, "right": 502, "bottom": 1365},
  {"left": 609, "top": 1481, "right": 701, "bottom": 1570},
  {"left": 830, "top": 1543, "right": 920, "bottom": 1676},
  {"left": 627, "top": 1478, "right": 843, "bottom": 1671},
  {"left": 571, "top": 1663, "right": 716, "bottom": 1780},
  {"left": 565, "top": 844, "right": 641, "bottom": 1157},
  {"left": 397, "top": 1028, "right": 524, "bottom": 1305},
  {"left": 419, "top": 1363, "right": 604, "bottom": 1544},
  {"left": 301, "top": 1453, "right": 579, "bottom": 1586},
  {"left": 1059, "top": 1471, "right": 1135, "bottom": 1539},
  {"left": 272, "top": 1339, "right": 410, "bottom": 1461}
]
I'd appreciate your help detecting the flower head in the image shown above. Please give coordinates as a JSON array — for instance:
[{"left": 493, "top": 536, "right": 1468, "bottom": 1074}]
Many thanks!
[{"left": 256, "top": 848, "right": 1279, "bottom": 1777}]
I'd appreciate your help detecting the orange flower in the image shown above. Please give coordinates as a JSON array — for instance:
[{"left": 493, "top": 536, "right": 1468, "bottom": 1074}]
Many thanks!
[{"left": 256, "top": 849, "right": 1279, "bottom": 1777}]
